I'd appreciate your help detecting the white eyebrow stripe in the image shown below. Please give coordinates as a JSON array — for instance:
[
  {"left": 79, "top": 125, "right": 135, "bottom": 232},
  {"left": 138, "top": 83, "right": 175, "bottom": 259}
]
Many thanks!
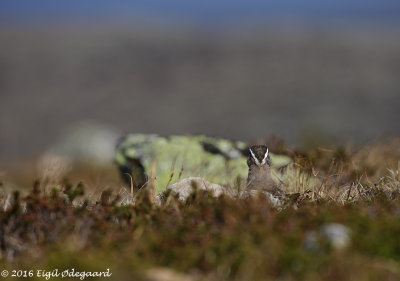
[
  {"left": 261, "top": 148, "right": 269, "bottom": 165},
  {"left": 249, "top": 148, "right": 261, "bottom": 166}
]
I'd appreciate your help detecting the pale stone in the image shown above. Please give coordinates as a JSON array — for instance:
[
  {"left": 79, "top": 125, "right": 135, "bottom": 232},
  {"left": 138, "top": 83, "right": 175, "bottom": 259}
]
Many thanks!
[{"left": 159, "top": 177, "right": 226, "bottom": 201}]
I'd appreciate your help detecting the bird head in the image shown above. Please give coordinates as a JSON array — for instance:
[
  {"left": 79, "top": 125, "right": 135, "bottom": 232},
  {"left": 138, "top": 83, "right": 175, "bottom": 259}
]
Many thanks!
[{"left": 247, "top": 145, "right": 271, "bottom": 168}]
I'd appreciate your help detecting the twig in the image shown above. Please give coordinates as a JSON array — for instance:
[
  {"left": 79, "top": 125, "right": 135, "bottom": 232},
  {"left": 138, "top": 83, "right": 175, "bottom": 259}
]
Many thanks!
[{"left": 346, "top": 184, "right": 353, "bottom": 201}]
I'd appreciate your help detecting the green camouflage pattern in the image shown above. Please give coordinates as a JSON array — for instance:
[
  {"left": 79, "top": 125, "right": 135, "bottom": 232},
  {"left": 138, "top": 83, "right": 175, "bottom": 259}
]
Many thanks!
[{"left": 115, "top": 134, "right": 292, "bottom": 193}]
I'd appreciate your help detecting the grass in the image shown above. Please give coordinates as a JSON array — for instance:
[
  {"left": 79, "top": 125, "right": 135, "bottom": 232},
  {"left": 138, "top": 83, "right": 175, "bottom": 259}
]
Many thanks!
[{"left": 1, "top": 138, "right": 400, "bottom": 281}]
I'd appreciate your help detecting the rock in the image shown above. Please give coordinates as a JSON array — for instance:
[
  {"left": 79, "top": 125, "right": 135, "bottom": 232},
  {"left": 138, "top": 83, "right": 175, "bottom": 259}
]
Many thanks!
[
  {"left": 145, "top": 268, "right": 195, "bottom": 281},
  {"left": 320, "top": 223, "right": 351, "bottom": 249},
  {"left": 47, "top": 121, "right": 120, "bottom": 164},
  {"left": 304, "top": 223, "right": 351, "bottom": 251},
  {"left": 115, "top": 134, "right": 293, "bottom": 192},
  {"left": 158, "top": 177, "right": 227, "bottom": 201},
  {"left": 158, "top": 177, "right": 284, "bottom": 208}
]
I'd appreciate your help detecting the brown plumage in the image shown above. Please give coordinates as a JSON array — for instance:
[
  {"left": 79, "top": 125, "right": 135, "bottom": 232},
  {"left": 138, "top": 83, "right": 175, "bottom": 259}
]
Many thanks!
[{"left": 245, "top": 145, "right": 284, "bottom": 197}]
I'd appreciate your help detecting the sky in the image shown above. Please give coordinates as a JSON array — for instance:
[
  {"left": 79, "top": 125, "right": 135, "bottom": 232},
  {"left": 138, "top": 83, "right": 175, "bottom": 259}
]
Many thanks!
[{"left": 1, "top": 0, "right": 400, "bottom": 26}]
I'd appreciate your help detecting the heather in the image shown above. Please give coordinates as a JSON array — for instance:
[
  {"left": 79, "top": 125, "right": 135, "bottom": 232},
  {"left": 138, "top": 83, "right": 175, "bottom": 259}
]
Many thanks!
[{"left": 1, "top": 139, "right": 400, "bottom": 281}]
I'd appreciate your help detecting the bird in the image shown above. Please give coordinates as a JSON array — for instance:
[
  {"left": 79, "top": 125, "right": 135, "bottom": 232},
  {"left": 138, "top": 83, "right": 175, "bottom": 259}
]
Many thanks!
[
  {"left": 241, "top": 145, "right": 286, "bottom": 204},
  {"left": 245, "top": 145, "right": 282, "bottom": 194}
]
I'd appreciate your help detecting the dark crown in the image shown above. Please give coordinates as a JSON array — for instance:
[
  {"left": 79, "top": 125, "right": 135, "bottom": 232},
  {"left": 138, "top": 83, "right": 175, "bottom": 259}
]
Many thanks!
[{"left": 247, "top": 145, "right": 271, "bottom": 167}]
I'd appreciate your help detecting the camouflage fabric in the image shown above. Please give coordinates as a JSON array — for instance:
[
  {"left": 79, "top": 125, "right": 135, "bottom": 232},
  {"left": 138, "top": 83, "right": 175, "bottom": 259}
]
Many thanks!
[{"left": 115, "top": 134, "right": 292, "bottom": 193}]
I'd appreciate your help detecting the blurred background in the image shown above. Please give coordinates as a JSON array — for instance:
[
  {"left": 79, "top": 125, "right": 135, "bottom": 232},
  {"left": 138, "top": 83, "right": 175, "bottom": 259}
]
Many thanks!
[{"left": 1, "top": 0, "right": 400, "bottom": 164}]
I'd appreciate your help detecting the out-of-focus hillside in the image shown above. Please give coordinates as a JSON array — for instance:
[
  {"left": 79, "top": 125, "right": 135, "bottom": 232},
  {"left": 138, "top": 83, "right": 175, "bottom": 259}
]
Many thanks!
[{"left": 1, "top": 25, "right": 400, "bottom": 161}]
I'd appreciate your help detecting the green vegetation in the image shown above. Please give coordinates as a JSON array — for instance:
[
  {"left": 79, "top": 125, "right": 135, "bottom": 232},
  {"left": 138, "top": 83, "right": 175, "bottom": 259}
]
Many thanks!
[{"left": 1, "top": 139, "right": 400, "bottom": 281}]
